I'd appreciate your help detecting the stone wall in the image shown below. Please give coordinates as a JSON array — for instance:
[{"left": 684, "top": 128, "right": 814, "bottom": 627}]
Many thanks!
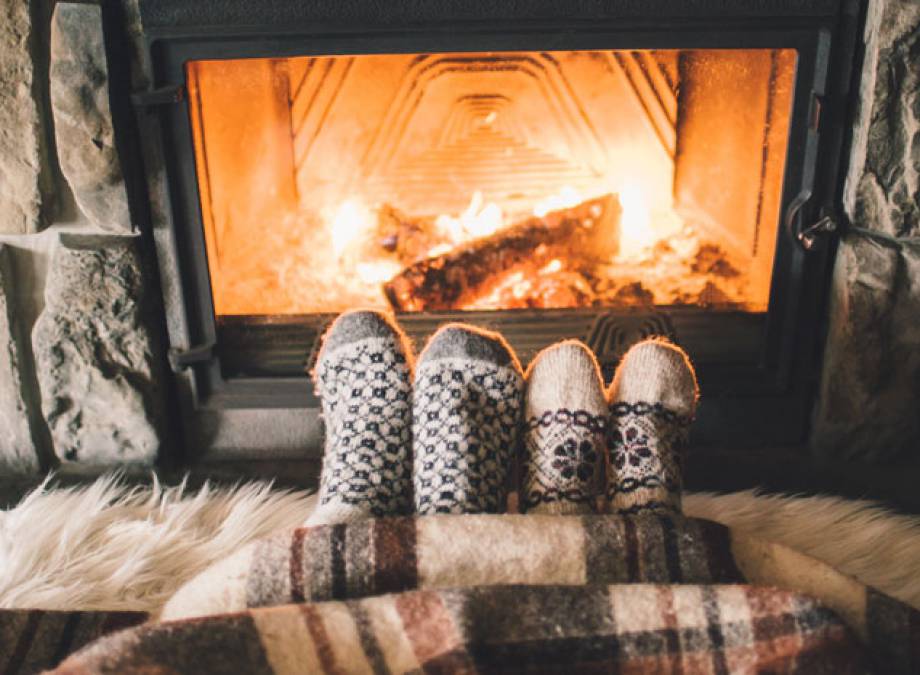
[
  {"left": 811, "top": 0, "right": 920, "bottom": 462},
  {"left": 0, "top": 1, "right": 167, "bottom": 472}
]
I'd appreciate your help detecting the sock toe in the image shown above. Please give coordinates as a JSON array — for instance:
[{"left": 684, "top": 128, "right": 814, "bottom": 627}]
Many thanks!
[
  {"left": 609, "top": 338, "right": 698, "bottom": 416},
  {"left": 320, "top": 310, "right": 406, "bottom": 355},
  {"left": 526, "top": 340, "right": 606, "bottom": 415},
  {"left": 419, "top": 324, "right": 520, "bottom": 372}
]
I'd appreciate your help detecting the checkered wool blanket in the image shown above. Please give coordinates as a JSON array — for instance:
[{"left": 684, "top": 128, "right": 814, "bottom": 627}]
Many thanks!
[{"left": 3, "top": 514, "right": 919, "bottom": 673}]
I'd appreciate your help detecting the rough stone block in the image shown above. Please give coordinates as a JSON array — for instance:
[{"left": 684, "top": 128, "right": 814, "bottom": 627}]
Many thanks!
[
  {"left": 846, "top": 1, "right": 920, "bottom": 238},
  {"left": 814, "top": 0, "right": 920, "bottom": 461},
  {"left": 0, "top": 246, "right": 40, "bottom": 472},
  {"left": 50, "top": 3, "right": 131, "bottom": 232},
  {"left": 812, "top": 235, "right": 920, "bottom": 461},
  {"left": 32, "top": 235, "right": 163, "bottom": 466},
  {"left": 0, "top": 2, "right": 53, "bottom": 233}
]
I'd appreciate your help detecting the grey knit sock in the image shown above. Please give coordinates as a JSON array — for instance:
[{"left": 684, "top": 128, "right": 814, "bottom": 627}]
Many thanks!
[
  {"left": 522, "top": 341, "right": 606, "bottom": 514},
  {"left": 307, "top": 310, "right": 414, "bottom": 525},
  {"left": 606, "top": 338, "right": 698, "bottom": 516},
  {"left": 413, "top": 324, "right": 524, "bottom": 514}
]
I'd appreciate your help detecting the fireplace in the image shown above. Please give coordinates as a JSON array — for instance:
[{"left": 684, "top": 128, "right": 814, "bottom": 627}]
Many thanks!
[{"left": 136, "top": 0, "right": 861, "bottom": 451}]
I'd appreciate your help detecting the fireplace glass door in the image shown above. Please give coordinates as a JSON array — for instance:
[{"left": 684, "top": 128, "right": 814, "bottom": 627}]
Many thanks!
[{"left": 186, "top": 49, "right": 795, "bottom": 320}]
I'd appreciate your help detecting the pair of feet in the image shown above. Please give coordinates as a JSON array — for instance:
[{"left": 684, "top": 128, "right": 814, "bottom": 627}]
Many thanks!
[{"left": 308, "top": 310, "right": 698, "bottom": 525}]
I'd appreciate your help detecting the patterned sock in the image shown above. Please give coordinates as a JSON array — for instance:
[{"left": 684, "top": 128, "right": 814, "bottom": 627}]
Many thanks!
[
  {"left": 413, "top": 324, "right": 524, "bottom": 514},
  {"left": 307, "top": 310, "right": 414, "bottom": 525},
  {"left": 606, "top": 338, "right": 698, "bottom": 516},
  {"left": 521, "top": 340, "right": 607, "bottom": 514}
]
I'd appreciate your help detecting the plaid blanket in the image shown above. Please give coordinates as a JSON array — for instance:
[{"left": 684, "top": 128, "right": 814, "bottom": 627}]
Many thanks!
[
  {"left": 55, "top": 585, "right": 864, "bottom": 674},
  {"left": 3, "top": 515, "right": 918, "bottom": 673},
  {"left": 0, "top": 609, "right": 145, "bottom": 674}
]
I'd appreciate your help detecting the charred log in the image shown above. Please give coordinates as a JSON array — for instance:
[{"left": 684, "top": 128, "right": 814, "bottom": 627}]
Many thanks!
[{"left": 384, "top": 194, "right": 621, "bottom": 311}]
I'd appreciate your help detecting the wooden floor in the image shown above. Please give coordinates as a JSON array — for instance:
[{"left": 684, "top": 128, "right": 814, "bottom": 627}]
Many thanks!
[{"left": 2, "top": 447, "right": 919, "bottom": 514}]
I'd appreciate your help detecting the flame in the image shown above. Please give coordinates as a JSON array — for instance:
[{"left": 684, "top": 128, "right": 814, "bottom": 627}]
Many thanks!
[
  {"left": 356, "top": 260, "right": 403, "bottom": 284},
  {"left": 435, "top": 191, "right": 505, "bottom": 241},
  {"left": 533, "top": 186, "right": 583, "bottom": 217},
  {"left": 540, "top": 258, "right": 563, "bottom": 274},
  {"left": 617, "top": 183, "right": 654, "bottom": 259},
  {"left": 325, "top": 199, "right": 377, "bottom": 258}
]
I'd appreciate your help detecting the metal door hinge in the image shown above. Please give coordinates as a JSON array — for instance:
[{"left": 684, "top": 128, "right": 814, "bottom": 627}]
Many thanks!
[
  {"left": 168, "top": 342, "right": 215, "bottom": 373},
  {"left": 798, "top": 211, "right": 838, "bottom": 250},
  {"left": 132, "top": 85, "right": 185, "bottom": 111},
  {"left": 786, "top": 189, "right": 839, "bottom": 252}
]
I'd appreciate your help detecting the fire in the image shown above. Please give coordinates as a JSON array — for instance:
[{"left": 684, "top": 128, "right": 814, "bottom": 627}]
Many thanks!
[
  {"left": 356, "top": 261, "right": 402, "bottom": 284},
  {"left": 533, "top": 187, "right": 583, "bottom": 217},
  {"left": 325, "top": 199, "right": 376, "bottom": 259},
  {"left": 211, "top": 186, "right": 752, "bottom": 315},
  {"left": 617, "top": 183, "right": 654, "bottom": 259},
  {"left": 435, "top": 191, "right": 504, "bottom": 241}
]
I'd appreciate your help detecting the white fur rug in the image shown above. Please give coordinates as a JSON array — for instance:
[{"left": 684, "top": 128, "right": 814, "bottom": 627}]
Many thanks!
[{"left": 1, "top": 475, "right": 919, "bottom": 615}]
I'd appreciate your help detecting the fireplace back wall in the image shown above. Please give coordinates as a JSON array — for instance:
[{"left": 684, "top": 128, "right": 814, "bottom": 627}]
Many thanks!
[{"left": 0, "top": 0, "right": 917, "bottom": 480}]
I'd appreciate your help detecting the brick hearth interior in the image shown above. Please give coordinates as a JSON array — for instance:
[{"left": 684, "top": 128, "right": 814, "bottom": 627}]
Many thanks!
[{"left": 0, "top": 0, "right": 918, "bottom": 510}]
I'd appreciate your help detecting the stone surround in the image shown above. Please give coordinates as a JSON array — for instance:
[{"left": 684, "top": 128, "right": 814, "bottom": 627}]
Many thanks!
[
  {"left": 811, "top": 0, "right": 920, "bottom": 461},
  {"left": 0, "top": 246, "right": 40, "bottom": 472},
  {"left": 32, "top": 235, "right": 164, "bottom": 465},
  {"left": 50, "top": 3, "right": 131, "bottom": 232},
  {"left": 0, "top": 2, "right": 54, "bottom": 234},
  {"left": 0, "top": 0, "right": 917, "bottom": 473}
]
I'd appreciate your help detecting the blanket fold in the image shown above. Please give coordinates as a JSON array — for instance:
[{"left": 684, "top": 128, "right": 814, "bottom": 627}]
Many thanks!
[
  {"left": 160, "top": 514, "right": 920, "bottom": 673},
  {"left": 0, "top": 609, "right": 146, "bottom": 674},
  {"left": 56, "top": 585, "right": 865, "bottom": 674}
]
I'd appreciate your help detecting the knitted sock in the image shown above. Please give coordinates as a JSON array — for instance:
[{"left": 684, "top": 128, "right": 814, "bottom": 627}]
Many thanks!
[
  {"left": 413, "top": 324, "right": 524, "bottom": 514},
  {"left": 521, "top": 340, "right": 607, "bottom": 514},
  {"left": 606, "top": 338, "right": 698, "bottom": 516},
  {"left": 307, "top": 310, "right": 414, "bottom": 525}
]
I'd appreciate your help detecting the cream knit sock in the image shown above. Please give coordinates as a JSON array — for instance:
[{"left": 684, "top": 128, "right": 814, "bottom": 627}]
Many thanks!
[
  {"left": 606, "top": 338, "right": 698, "bottom": 516},
  {"left": 522, "top": 341, "right": 607, "bottom": 514},
  {"left": 413, "top": 324, "right": 524, "bottom": 514},
  {"left": 307, "top": 310, "right": 414, "bottom": 526}
]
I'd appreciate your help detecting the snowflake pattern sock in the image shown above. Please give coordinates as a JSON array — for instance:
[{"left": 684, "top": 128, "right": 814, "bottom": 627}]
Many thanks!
[
  {"left": 307, "top": 310, "right": 414, "bottom": 525},
  {"left": 522, "top": 340, "right": 606, "bottom": 514},
  {"left": 413, "top": 324, "right": 524, "bottom": 515},
  {"left": 606, "top": 338, "right": 698, "bottom": 516}
]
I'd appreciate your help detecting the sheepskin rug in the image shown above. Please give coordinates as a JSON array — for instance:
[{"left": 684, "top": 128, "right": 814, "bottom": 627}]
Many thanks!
[{"left": 1, "top": 475, "right": 919, "bottom": 615}]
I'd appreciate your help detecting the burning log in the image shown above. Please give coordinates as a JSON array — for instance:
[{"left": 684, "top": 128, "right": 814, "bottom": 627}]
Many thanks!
[
  {"left": 384, "top": 194, "right": 621, "bottom": 311},
  {"left": 375, "top": 204, "right": 448, "bottom": 265}
]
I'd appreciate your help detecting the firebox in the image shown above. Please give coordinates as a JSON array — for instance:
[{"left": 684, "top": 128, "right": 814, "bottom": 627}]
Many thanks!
[{"left": 137, "top": 0, "right": 860, "bottom": 449}]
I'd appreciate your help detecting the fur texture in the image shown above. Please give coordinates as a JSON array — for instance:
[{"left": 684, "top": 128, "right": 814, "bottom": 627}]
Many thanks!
[
  {"left": 685, "top": 490, "right": 920, "bottom": 611},
  {"left": 1, "top": 475, "right": 918, "bottom": 615},
  {"left": 0, "top": 475, "right": 317, "bottom": 612}
]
